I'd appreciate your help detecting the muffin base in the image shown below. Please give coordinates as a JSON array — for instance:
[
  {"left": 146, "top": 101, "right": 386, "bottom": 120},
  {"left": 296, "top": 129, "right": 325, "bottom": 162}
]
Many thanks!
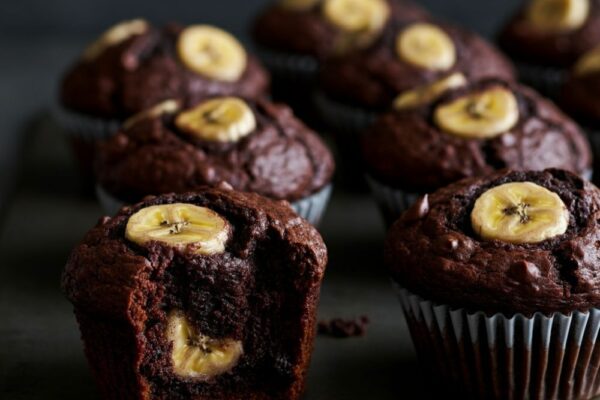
[
  {"left": 53, "top": 105, "right": 121, "bottom": 191},
  {"left": 395, "top": 284, "right": 600, "bottom": 400},
  {"left": 514, "top": 61, "right": 566, "bottom": 100},
  {"left": 365, "top": 175, "right": 421, "bottom": 226},
  {"left": 96, "top": 184, "right": 333, "bottom": 226},
  {"left": 254, "top": 45, "right": 319, "bottom": 87}
]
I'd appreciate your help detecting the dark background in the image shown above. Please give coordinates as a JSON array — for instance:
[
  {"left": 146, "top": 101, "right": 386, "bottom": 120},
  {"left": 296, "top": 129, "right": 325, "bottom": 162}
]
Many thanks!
[{"left": 0, "top": 1, "right": 522, "bottom": 399}]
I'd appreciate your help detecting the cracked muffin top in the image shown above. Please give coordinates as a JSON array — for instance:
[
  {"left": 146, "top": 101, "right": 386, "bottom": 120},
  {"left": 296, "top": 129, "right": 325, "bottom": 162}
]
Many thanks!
[
  {"left": 362, "top": 78, "right": 592, "bottom": 192},
  {"left": 319, "top": 18, "right": 515, "bottom": 109},
  {"left": 499, "top": 0, "right": 600, "bottom": 66},
  {"left": 95, "top": 96, "right": 335, "bottom": 203},
  {"left": 385, "top": 169, "right": 600, "bottom": 316},
  {"left": 61, "top": 20, "right": 269, "bottom": 119},
  {"left": 252, "top": 0, "right": 428, "bottom": 59}
]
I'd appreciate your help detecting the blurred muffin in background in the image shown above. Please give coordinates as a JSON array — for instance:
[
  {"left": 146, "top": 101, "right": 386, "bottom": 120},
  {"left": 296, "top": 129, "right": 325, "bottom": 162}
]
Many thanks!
[
  {"left": 362, "top": 78, "right": 592, "bottom": 224},
  {"left": 252, "top": 0, "right": 428, "bottom": 98},
  {"left": 95, "top": 96, "right": 335, "bottom": 226},
  {"left": 56, "top": 20, "right": 270, "bottom": 185},
  {"left": 499, "top": 0, "right": 600, "bottom": 97}
]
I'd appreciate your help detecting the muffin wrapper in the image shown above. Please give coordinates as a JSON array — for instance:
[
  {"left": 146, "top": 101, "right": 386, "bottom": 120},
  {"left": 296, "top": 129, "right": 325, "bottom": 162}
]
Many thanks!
[
  {"left": 254, "top": 45, "right": 319, "bottom": 87},
  {"left": 312, "top": 89, "right": 377, "bottom": 136},
  {"left": 394, "top": 284, "right": 600, "bottom": 400},
  {"left": 365, "top": 175, "right": 421, "bottom": 226},
  {"left": 96, "top": 184, "right": 332, "bottom": 226},
  {"left": 515, "top": 61, "right": 566, "bottom": 100},
  {"left": 53, "top": 105, "right": 121, "bottom": 142}
]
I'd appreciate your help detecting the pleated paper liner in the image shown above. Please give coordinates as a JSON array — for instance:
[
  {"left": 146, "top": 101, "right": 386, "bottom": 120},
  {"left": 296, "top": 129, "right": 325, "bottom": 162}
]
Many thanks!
[
  {"left": 96, "top": 184, "right": 333, "bottom": 227},
  {"left": 395, "top": 284, "right": 600, "bottom": 400}
]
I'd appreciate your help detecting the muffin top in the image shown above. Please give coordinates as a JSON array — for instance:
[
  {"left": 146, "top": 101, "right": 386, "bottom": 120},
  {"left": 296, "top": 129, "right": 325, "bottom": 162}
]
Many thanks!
[
  {"left": 362, "top": 78, "right": 591, "bottom": 192},
  {"left": 386, "top": 169, "right": 600, "bottom": 316},
  {"left": 499, "top": 0, "right": 600, "bottom": 66},
  {"left": 319, "top": 19, "right": 515, "bottom": 109},
  {"left": 562, "top": 45, "right": 600, "bottom": 124},
  {"left": 62, "top": 187, "right": 327, "bottom": 320},
  {"left": 95, "top": 96, "right": 335, "bottom": 203},
  {"left": 61, "top": 20, "right": 269, "bottom": 119},
  {"left": 253, "top": 0, "right": 428, "bottom": 59}
]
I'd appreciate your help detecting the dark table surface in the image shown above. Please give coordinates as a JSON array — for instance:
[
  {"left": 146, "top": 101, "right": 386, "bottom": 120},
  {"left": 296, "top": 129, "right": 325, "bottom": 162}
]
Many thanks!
[{"left": 0, "top": 1, "right": 521, "bottom": 398}]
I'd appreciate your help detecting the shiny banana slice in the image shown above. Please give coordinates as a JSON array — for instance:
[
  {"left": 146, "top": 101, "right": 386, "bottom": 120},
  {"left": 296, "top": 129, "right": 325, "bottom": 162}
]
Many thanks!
[
  {"left": 167, "top": 310, "right": 243, "bottom": 379},
  {"left": 175, "top": 97, "right": 256, "bottom": 143},
  {"left": 83, "top": 19, "right": 148, "bottom": 61},
  {"left": 177, "top": 25, "right": 247, "bottom": 82},
  {"left": 393, "top": 73, "right": 467, "bottom": 110},
  {"left": 528, "top": 0, "right": 589, "bottom": 32},
  {"left": 323, "top": 0, "right": 389, "bottom": 34},
  {"left": 123, "top": 99, "right": 181, "bottom": 130},
  {"left": 396, "top": 23, "right": 456, "bottom": 71},
  {"left": 434, "top": 87, "right": 519, "bottom": 139},
  {"left": 279, "top": 0, "right": 321, "bottom": 11},
  {"left": 574, "top": 46, "right": 600, "bottom": 76},
  {"left": 471, "top": 182, "right": 569, "bottom": 244},
  {"left": 125, "top": 203, "right": 229, "bottom": 255}
]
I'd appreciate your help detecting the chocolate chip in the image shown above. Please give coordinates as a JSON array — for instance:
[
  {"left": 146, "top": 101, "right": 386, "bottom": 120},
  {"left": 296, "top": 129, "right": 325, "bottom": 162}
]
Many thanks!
[
  {"left": 509, "top": 261, "right": 540, "bottom": 283},
  {"left": 403, "top": 194, "right": 429, "bottom": 223}
]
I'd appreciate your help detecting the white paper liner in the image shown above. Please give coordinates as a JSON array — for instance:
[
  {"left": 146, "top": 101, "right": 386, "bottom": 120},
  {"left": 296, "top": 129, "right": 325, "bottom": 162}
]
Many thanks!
[
  {"left": 365, "top": 175, "right": 421, "bottom": 226},
  {"left": 254, "top": 45, "right": 319, "bottom": 86},
  {"left": 96, "top": 184, "right": 332, "bottom": 226},
  {"left": 53, "top": 105, "right": 121, "bottom": 141},
  {"left": 515, "top": 61, "right": 566, "bottom": 100},
  {"left": 394, "top": 284, "right": 600, "bottom": 399},
  {"left": 312, "top": 89, "right": 377, "bottom": 136}
]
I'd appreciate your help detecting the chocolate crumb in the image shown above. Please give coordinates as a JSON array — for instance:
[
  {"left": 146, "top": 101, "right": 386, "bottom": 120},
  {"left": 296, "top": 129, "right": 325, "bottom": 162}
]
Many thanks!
[{"left": 317, "top": 316, "right": 369, "bottom": 338}]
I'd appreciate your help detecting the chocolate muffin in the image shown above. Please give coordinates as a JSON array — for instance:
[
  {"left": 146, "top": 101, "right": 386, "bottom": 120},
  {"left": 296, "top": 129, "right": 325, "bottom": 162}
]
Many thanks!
[
  {"left": 386, "top": 168, "right": 600, "bottom": 399},
  {"left": 362, "top": 78, "right": 592, "bottom": 224},
  {"left": 499, "top": 0, "right": 600, "bottom": 97},
  {"left": 252, "top": 0, "right": 428, "bottom": 117},
  {"left": 57, "top": 20, "right": 269, "bottom": 185},
  {"left": 62, "top": 187, "right": 328, "bottom": 400},
  {"left": 94, "top": 96, "right": 335, "bottom": 225},
  {"left": 316, "top": 19, "right": 515, "bottom": 134}
]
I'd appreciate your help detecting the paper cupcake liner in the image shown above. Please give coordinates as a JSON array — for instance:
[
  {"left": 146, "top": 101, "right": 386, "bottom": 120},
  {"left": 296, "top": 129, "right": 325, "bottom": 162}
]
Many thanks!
[
  {"left": 53, "top": 105, "right": 121, "bottom": 142},
  {"left": 254, "top": 45, "right": 319, "bottom": 87},
  {"left": 365, "top": 175, "right": 421, "bottom": 226},
  {"left": 394, "top": 284, "right": 600, "bottom": 400},
  {"left": 515, "top": 61, "right": 566, "bottom": 100},
  {"left": 96, "top": 184, "right": 332, "bottom": 226},
  {"left": 312, "top": 89, "right": 377, "bottom": 136}
]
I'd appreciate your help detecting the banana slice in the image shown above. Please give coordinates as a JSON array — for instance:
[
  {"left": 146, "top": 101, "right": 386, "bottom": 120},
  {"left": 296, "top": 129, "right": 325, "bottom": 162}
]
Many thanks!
[
  {"left": 125, "top": 203, "right": 229, "bottom": 255},
  {"left": 123, "top": 99, "right": 180, "bottom": 130},
  {"left": 528, "top": 0, "right": 589, "bottom": 32},
  {"left": 323, "top": 0, "right": 389, "bottom": 33},
  {"left": 279, "top": 0, "right": 321, "bottom": 11},
  {"left": 396, "top": 23, "right": 456, "bottom": 71},
  {"left": 393, "top": 73, "right": 467, "bottom": 110},
  {"left": 574, "top": 46, "right": 600, "bottom": 76},
  {"left": 434, "top": 87, "right": 519, "bottom": 139},
  {"left": 83, "top": 19, "right": 148, "bottom": 61},
  {"left": 167, "top": 310, "right": 243, "bottom": 379},
  {"left": 175, "top": 97, "right": 256, "bottom": 143},
  {"left": 471, "top": 182, "right": 569, "bottom": 244},
  {"left": 177, "top": 25, "right": 247, "bottom": 82}
]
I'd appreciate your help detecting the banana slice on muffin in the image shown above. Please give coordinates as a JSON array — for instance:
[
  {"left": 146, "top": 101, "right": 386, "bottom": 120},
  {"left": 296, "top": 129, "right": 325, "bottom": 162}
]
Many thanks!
[
  {"left": 125, "top": 203, "right": 230, "bottom": 255},
  {"left": 396, "top": 23, "right": 456, "bottom": 71},
  {"left": 471, "top": 181, "right": 569, "bottom": 244},
  {"left": 177, "top": 25, "right": 247, "bottom": 82},
  {"left": 434, "top": 86, "right": 519, "bottom": 139},
  {"left": 527, "top": 0, "right": 590, "bottom": 32},
  {"left": 175, "top": 97, "right": 257, "bottom": 143}
]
